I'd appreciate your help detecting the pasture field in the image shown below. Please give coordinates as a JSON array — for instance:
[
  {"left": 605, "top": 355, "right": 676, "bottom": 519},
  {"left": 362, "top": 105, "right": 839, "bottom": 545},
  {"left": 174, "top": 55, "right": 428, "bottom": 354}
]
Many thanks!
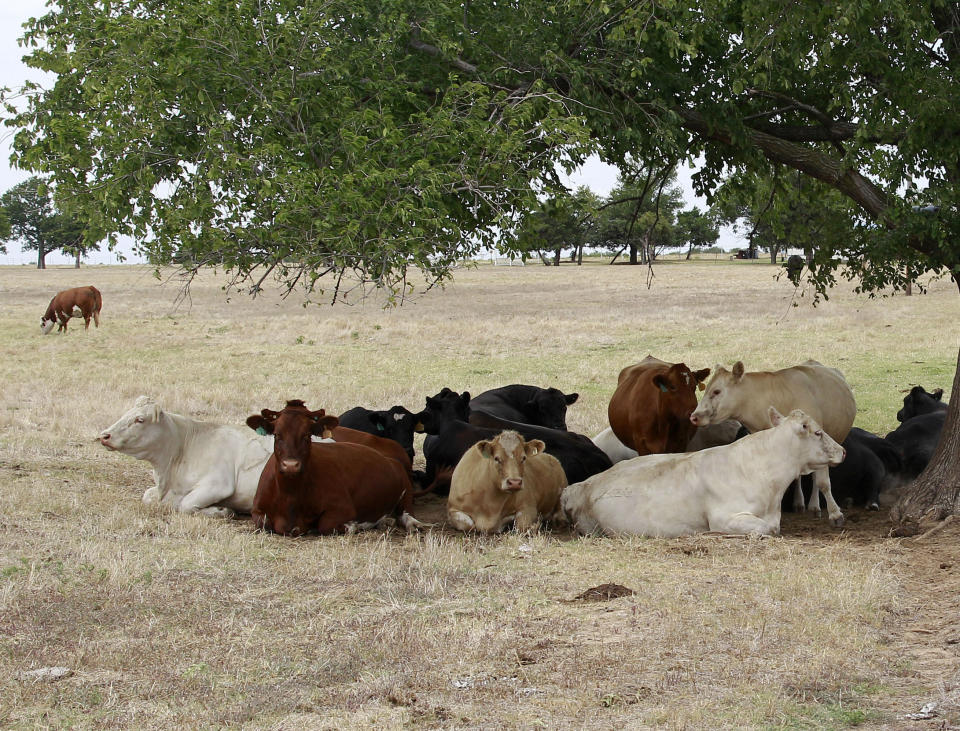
[{"left": 1, "top": 260, "right": 959, "bottom": 729}]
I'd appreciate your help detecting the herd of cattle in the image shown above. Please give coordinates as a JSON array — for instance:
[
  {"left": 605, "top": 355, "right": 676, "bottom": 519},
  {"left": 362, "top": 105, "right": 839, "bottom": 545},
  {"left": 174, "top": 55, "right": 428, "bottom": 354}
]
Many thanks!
[{"left": 95, "top": 355, "right": 949, "bottom": 539}]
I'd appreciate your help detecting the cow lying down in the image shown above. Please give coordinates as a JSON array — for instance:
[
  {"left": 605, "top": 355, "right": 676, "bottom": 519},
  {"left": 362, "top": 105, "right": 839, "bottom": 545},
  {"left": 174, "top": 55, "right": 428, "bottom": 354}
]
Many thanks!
[
  {"left": 562, "top": 407, "right": 845, "bottom": 537},
  {"left": 99, "top": 396, "right": 275, "bottom": 517}
]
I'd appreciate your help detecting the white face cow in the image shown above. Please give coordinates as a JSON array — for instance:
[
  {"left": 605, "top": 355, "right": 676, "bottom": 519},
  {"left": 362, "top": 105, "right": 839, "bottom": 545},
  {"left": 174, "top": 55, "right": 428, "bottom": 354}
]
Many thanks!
[
  {"left": 768, "top": 406, "right": 846, "bottom": 472},
  {"left": 98, "top": 396, "right": 166, "bottom": 458},
  {"left": 477, "top": 431, "right": 547, "bottom": 493},
  {"left": 689, "top": 361, "right": 746, "bottom": 427},
  {"left": 40, "top": 318, "right": 57, "bottom": 335}
]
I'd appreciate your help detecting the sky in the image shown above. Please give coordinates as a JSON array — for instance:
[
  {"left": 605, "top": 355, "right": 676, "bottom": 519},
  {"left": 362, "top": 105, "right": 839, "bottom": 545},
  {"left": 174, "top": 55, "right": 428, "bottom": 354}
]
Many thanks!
[{"left": 0, "top": 1, "right": 741, "bottom": 266}]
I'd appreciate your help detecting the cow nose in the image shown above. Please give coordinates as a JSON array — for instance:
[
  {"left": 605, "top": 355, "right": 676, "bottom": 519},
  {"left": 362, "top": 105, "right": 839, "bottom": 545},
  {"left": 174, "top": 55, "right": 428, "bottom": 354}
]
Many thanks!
[
  {"left": 689, "top": 414, "right": 699, "bottom": 426},
  {"left": 99, "top": 433, "right": 110, "bottom": 443},
  {"left": 279, "top": 459, "right": 302, "bottom": 473},
  {"left": 504, "top": 478, "right": 522, "bottom": 492}
]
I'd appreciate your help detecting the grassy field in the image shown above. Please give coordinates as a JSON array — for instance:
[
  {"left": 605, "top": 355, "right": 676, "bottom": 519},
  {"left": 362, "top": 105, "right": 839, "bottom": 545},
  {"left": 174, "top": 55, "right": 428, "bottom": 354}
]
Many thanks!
[{"left": 1, "top": 259, "right": 959, "bottom": 729}]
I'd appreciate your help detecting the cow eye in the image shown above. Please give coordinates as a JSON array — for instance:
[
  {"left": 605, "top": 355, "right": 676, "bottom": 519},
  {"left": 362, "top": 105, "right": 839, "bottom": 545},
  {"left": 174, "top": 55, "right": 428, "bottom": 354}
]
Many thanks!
[
  {"left": 134, "top": 417, "right": 144, "bottom": 424},
  {"left": 815, "top": 430, "right": 823, "bottom": 437},
  {"left": 711, "top": 389, "right": 721, "bottom": 397}
]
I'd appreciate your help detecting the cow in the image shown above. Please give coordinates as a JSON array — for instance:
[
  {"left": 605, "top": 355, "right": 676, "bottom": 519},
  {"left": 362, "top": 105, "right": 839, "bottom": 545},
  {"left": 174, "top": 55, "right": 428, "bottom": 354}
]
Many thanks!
[
  {"left": 468, "top": 385, "right": 579, "bottom": 430},
  {"left": 689, "top": 359, "right": 856, "bottom": 526},
  {"left": 246, "top": 400, "right": 420, "bottom": 536},
  {"left": 591, "top": 419, "right": 743, "bottom": 465},
  {"left": 886, "top": 411, "right": 946, "bottom": 480},
  {"left": 41, "top": 285, "right": 102, "bottom": 334},
  {"left": 896, "top": 386, "right": 947, "bottom": 422},
  {"left": 562, "top": 407, "right": 846, "bottom": 537},
  {"left": 337, "top": 405, "right": 419, "bottom": 461},
  {"left": 784, "top": 254, "right": 804, "bottom": 285},
  {"left": 787, "top": 427, "right": 903, "bottom": 512},
  {"left": 447, "top": 430, "right": 567, "bottom": 533},
  {"left": 98, "top": 396, "right": 273, "bottom": 516},
  {"left": 418, "top": 389, "right": 611, "bottom": 493},
  {"left": 607, "top": 356, "right": 711, "bottom": 456}
]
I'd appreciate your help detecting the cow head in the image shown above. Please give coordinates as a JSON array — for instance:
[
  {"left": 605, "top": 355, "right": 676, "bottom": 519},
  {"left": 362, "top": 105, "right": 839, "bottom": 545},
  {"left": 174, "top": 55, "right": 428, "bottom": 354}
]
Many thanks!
[
  {"left": 896, "top": 385, "right": 946, "bottom": 422},
  {"left": 98, "top": 396, "right": 166, "bottom": 457},
  {"left": 247, "top": 400, "right": 338, "bottom": 475},
  {"left": 689, "top": 361, "right": 743, "bottom": 427},
  {"left": 415, "top": 388, "right": 470, "bottom": 434},
  {"left": 41, "top": 317, "right": 57, "bottom": 335},
  {"left": 526, "top": 388, "right": 579, "bottom": 430},
  {"left": 370, "top": 405, "right": 418, "bottom": 459},
  {"left": 477, "top": 430, "right": 546, "bottom": 493},
  {"left": 768, "top": 406, "right": 845, "bottom": 471}
]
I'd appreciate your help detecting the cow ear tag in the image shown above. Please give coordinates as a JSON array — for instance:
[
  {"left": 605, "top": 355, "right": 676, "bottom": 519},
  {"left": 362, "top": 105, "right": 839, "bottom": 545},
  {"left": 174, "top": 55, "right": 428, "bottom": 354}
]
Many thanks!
[
  {"left": 256, "top": 427, "right": 267, "bottom": 436},
  {"left": 414, "top": 421, "right": 425, "bottom": 433},
  {"left": 658, "top": 382, "right": 669, "bottom": 393},
  {"left": 698, "top": 382, "right": 705, "bottom": 391},
  {"left": 376, "top": 423, "right": 385, "bottom": 432}
]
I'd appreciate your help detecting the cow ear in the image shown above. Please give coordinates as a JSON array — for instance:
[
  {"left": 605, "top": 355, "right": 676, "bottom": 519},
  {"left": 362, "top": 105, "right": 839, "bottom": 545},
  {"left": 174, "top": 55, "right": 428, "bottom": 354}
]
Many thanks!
[
  {"left": 311, "top": 415, "right": 339, "bottom": 436},
  {"left": 461, "top": 391, "right": 471, "bottom": 404},
  {"left": 477, "top": 439, "right": 495, "bottom": 458},
  {"left": 525, "top": 439, "right": 546, "bottom": 456},
  {"left": 565, "top": 392, "right": 579, "bottom": 405},
  {"left": 694, "top": 368, "right": 711, "bottom": 383},
  {"left": 732, "top": 361, "right": 745, "bottom": 380},
  {"left": 246, "top": 415, "right": 274, "bottom": 434},
  {"left": 767, "top": 406, "right": 784, "bottom": 427},
  {"left": 934, "top": 388, "right": 944, "bottom": 401},
  {"left": 260, "top": 408, "right": 281, "bottom": 420}
]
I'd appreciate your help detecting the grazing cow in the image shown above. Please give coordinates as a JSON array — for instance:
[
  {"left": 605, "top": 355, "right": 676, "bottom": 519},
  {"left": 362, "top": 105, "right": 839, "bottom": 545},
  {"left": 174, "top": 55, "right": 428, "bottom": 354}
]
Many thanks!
[
  {"left": 418, "top": 389, "right": 611, "bottom": 493},
  {"left": 607, "top": 356, "right": 711, "bottom": 456},
  {"left": 448, "top": 431, "right": 567, "bottom": 533},
  {"left": 246, "top": 400, "right": 419, "bottom": 536},
  {"left": 468, "top": 385, "right": 579, "bottom": 430},
  {"left": 886, "top": 411, "right": 946, "bottom": 480},
  {"left": 784, "top": 254, "right": 804, "bottom": 285},
  {"left": 897, "top": 386, "right": 947, "bottom": 422},
  {"left": 98, "top": 396, "right": 273, "bottom": 516},
  {"left": 787, "top": 427, "right": 903, "bottom": 512},
  {"left": 689, "top": 359, "right": 856, "bottom": 526},
  {"left": 41, "top": 285, "right": 102, "bottom": 334},
  {"left": 562, "top": 408, "right": 846, "bottom": 537},
  {"left": 337, "top": 405, "right": 419, "bottom": 460}
]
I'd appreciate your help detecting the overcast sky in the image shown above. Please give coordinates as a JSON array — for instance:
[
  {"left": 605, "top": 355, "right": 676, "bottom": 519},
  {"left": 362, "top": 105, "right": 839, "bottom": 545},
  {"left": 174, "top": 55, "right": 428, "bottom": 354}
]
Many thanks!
[{"left": 0, "top": 2, "right": 739, "bottom": 265}]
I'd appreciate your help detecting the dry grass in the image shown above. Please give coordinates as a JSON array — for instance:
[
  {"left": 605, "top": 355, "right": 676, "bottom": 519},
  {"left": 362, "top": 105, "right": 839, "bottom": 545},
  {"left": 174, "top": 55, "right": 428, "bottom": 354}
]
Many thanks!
[{"left": 1, "top": 259, "right": 959, "bottom": 729}]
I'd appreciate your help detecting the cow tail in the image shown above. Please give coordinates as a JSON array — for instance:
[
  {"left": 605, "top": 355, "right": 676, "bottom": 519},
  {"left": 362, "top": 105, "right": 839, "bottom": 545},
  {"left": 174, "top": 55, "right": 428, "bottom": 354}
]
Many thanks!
[{"left": 91, "top": 286, "right": 103, "bottom": 314}]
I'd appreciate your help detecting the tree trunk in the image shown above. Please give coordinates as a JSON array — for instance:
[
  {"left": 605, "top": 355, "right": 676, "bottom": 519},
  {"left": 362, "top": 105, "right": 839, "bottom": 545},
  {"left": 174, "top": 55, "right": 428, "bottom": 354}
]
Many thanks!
[
  {"left": 37, "top": 245, "right": 46, "bottom": 269},
  {"left": 804, "top": 246, "right": 813, "bottom": 266},
  {"left": 769, "top": 245, "right": 779, "bottom": 264},
  {"left": 553, "top": 247, "right": 561, "bottom": 266},
  {"left": 577, "top": 245, "right": 583, "bottom": 265},
  {"left": 629, "top": 243, "right": 638, "bottom": 265},
  {"left": 892, "top": 344, "right": 960, "bottom": 526},
  {"left": 74, "top": 250, "right": 81, "bottom": 268},
  {"left": 686, "top": 241, "right": 693, "bottom": 260}
]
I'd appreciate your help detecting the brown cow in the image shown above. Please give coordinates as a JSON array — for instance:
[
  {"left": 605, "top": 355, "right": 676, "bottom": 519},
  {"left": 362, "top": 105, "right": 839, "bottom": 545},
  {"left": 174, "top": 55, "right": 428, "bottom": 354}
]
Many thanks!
[
  {"left": 41, "top": 285, "right": 102, "bottom": 334},
  {"left": 447, "top": 430, "right": 567, "bottom": 533},
  {"left": 607, "top": 355, "right": 711, "bottom": 455},
  {"left": 246, "top": 400, "right": 420, "bottom": 537}
]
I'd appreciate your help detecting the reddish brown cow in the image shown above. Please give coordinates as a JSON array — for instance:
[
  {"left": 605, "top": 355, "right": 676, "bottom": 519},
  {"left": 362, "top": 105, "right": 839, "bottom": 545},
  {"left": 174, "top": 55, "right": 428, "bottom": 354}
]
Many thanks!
[
  {"left": 246, "top": 400, "right": 420, "bottom": 536},
  {"left": 607, "top": 355, "right": 711, "bottom": 455},
  {"left": 41, "top": 285, "right": 102, "bottom": 334}
]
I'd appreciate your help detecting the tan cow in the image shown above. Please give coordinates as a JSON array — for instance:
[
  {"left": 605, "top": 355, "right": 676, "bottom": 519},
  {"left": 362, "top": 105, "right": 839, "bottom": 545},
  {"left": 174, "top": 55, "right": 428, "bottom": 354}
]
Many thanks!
[
  {"left": 447, "top": 430, "right": 567, "bottom": 533},
  {"left": 689, "top": 359, "right": 856, "bottom": 525}
]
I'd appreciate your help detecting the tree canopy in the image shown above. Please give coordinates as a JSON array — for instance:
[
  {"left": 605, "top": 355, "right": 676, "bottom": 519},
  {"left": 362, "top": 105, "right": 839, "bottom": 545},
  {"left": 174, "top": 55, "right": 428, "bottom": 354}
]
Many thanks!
[{"left": 0, "top": 176, "right": 89, "bottom": 268}]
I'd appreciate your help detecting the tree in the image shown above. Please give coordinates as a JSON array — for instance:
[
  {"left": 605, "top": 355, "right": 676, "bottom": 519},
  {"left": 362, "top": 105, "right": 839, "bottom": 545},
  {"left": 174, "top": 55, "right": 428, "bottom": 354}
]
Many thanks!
[
  {"left": 0, "top": 177, "right": 89, "bottom": 269},
  {"left": 5, "top": 1, "right": 960, "bottom": 525},
  {"left": 0, "top": 206, "right": 10, "bottom": 253},
  {"left": 597, "top": 166, "right": 684, "bottom": 264},
  {"left": 674, "top": 207, "right": 720, "bottom": 261},
  {"left": 514, "top": 187, "right": 601, "bottom": 266}
]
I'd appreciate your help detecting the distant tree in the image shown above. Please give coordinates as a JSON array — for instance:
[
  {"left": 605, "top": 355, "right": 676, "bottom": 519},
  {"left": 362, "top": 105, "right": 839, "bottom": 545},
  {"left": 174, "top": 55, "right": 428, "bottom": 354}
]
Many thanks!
[
  {"left": 674, "top": 207, "right": 720, "bottom": 260},
  {"left": 514, "top": 187, "right": 600, "bottom": 266},
  {"left": 597, "top": 166, "right": 683, "bottom": 265},
  {"left": 0, "top": 206, "right": 10, "bottom": 253},
  {"left": 0, "top": 177, "right": 95, "bottom": 268}
]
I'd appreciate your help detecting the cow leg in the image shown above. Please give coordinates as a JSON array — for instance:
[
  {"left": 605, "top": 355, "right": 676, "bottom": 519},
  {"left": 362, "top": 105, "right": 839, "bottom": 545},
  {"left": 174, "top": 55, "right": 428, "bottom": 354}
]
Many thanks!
[
  {"left": 791, "top": 478, "right": 805, "bottom": 513},
  {"left": 142, "top": 486, "right": 160, "bottom": 506},
  {"left": 448, "top": 510, "right": 475, "bottom": 532},
  {"left": 813, "top": 468, "right": 845, "bottom": 527},
  {"left": 344, "top": 521, "right": 379, "bottom": 534},
  {"left": 715, "top": 512, "right": 779, "bottom": 536},
  {"left": 399, "top": 512, "right": 431, "bottom": 531},
  {"left": 83, "top": 315, "right": 91, "bottom": 330},
  {"left": 177, "top": 478, "right": 236, "bottom": 515},
  {"left": 93, "top": 311, "right": 100, "bottom": 328}
]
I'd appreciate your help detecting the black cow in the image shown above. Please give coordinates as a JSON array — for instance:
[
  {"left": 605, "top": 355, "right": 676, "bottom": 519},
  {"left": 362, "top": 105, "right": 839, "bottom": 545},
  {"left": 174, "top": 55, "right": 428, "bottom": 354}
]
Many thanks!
[
  {"left": 468, "top": 384, "right": 579, "bottom": 430},
  {"left": 886, "top": 411, "right": 946, "bottom": 479},
  {"left": 337, "top": 405, "right": 420, "bottom": 461},
  {"left": 418, "top": 389, "right": 610, "bottom": 494},
  {"left": 896, "top": 386, "right": 947, "bottom": 422}
]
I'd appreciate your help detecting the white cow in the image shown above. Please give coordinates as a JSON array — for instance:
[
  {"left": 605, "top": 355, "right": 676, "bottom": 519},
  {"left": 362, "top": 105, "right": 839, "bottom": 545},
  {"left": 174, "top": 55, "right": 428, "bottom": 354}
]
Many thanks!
[
  {"left": 689, "top": 360, "right": 856, "bottom": 526},
  {"left": 98, "top": 396, "right": 274, "bottom": 517},
  {"left": 592, "top": 420, "right": 743, "bottom": 464},
  {"left": 563, "top": 408, "right": 846, "bottom": 537}
]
